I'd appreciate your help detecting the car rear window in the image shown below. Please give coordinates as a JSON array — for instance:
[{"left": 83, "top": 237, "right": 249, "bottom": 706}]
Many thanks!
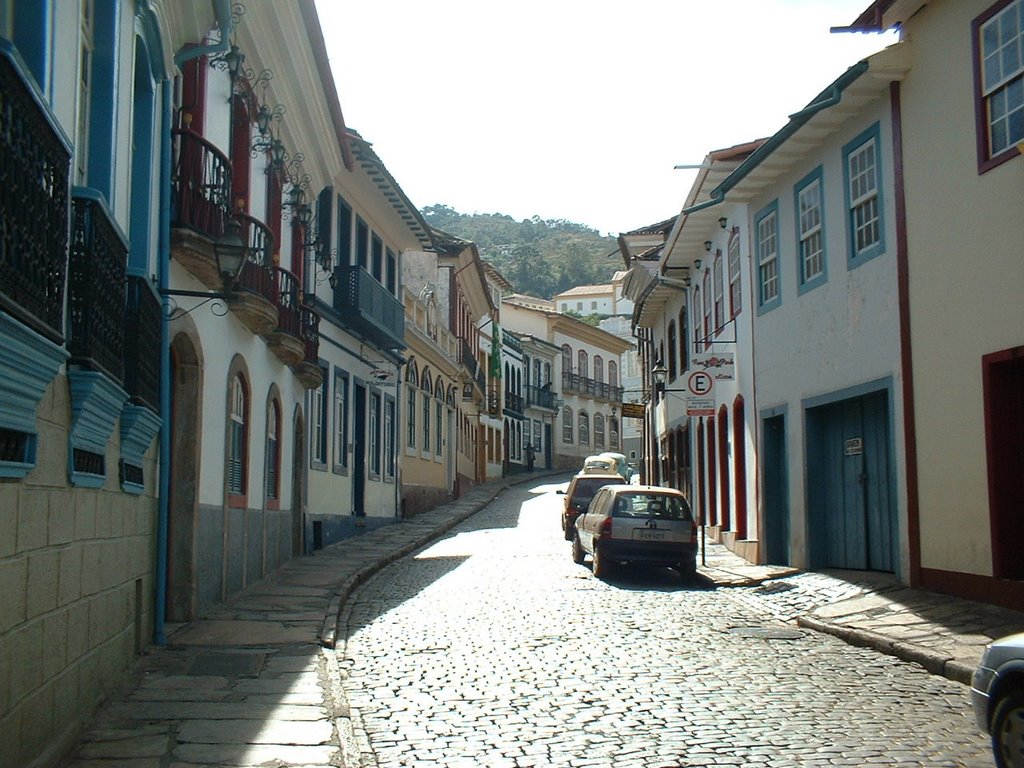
[
  {"left": 573, "top": 477, "right": 624, "bottom": 499},
  {"left": 612, "top": 493, "right": 692, "bottom": 521}
]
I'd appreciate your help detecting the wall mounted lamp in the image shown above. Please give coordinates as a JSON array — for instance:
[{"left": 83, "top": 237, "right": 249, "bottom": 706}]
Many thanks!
[
  {"left": 694, "top": 258, "right": 702, "bottom": 271},
  {"left": 161, "top": 217, "right": 250, "bottom": 311},
  {"left": 703, "top": 240, "right": 712, "bottom": 252},
  {"left": 719, "top": 216, "right": 728, "bottom": 230},
  {"left": 651, "top": 363, "right": 688, "bottom": 394}
]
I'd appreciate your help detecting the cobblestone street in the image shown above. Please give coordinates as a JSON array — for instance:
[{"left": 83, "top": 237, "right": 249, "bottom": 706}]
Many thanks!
[{"left": 333, "top": 481, "right": 992, "bottom": 767}]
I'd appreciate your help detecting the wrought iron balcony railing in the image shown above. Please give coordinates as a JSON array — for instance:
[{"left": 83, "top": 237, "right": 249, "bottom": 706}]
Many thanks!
[
  {"left": 67, "top": 192, "right": 126, "bottom": 383},
  {"left": 299, "top": 304, "right": 321, "bottom": 365},
  {"left": 332, "top": 265, "right": 404, "bottom": 351},
  {"left": 459, "top": 338, "right": 486, "bottom": 393},
  {"left": 236, "top": 212, "right": 276, "bottom": 303},
  {"left": 526, "top": 384, "right": 557, "bottom": 409},
  {"left": 170, "top": 128, "right": 232, "bottom": 239},
  {"left": 273, "top": 266, "right": 302, "bottom": 338},
  {"left": 0, "top": 45, "right": 72, "bottom": 344},
  {"left": 124, "top": 275, "right": 161, "bottom": 412},
  {"left": 504, "top": 391, "right": 525, "bottom": 419},
  {"left": 562, "top": 372, "right": 624, "bottom": 402}
]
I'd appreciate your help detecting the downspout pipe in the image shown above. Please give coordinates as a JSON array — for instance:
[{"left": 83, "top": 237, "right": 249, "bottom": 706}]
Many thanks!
[
  {"left": 154, "top": 82, "right": 172, "bottom": 647},
  {"left": 153, "top": 0, "right": 234, "bottom": 646}
]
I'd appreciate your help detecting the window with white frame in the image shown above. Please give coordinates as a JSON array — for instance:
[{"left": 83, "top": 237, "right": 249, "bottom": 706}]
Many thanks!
[
  {"left": 728, "top": 233, "right": 741, "bottom": 318},
  {"left": 435, "top": 398, "right": 443, "bottom": 456},
  {"left": 422, "top": 391, "right": 430, "bottom": 453},
  {"left": 578, "top": 411, "right": 590, "bottom": 445},
  {"left": 333, "top": 371, "right": 348, "bottom": 470},
  {"left": 312, "top": 368, "right": 328, "bottom": 466},
  {"left": 406, "top": 384, "right": 416, "bottom": 449},
  {"left": 562, "top": 406, "right": 573, "bottom": 443},
  {"left": 533, "top": 419, "right": 542, "bottom": 451},
  {"left": 693, "top": 287, "right": 703, "bottom": 349},
  {"left": 369, "top": 391, "right": 381, "bottom": 476},
  {"left": 594, "top": 413, "right": 605, "bottom": 449},
  {"left": 266, "top": 399, "right": 280, "bottom": 503},
  {"left": 756, "top": 202, "right": 780, "bottom": 310},
  {"left": 796, "top": 167, "right": 826, "bottom": 289},
  {"left": 713, "top": 252, "right": 724, "bottom": 333},
  {"left": 228, "top": 374, "right": 248, "bottom": 497},
  {"left": 384, "top": 397, "right": 395, "bottom": 478},
  {"left": 609, "top": 417, "right": 620, "bottom": 450},
  {"left": 75, "top": 0, "right": 94, "bottom": 184},
  {"left": 844, "top": 125, "right": 883, "bottom": 264},
  {"left": 702, "top": 271, "right": 712, "bottom": 348},
  {"left": 977, "top": 0, "right": 1024, "bottom": 163},
  {"left": 608, "top": 360, "right": 618, "bottom": 389},
  {"left": 578, "top": 350, "right": 588, "bottom": 378}
]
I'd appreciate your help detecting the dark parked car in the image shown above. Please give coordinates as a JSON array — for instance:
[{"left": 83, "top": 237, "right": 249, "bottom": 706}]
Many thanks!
[
  {"left": 571, "top": 484, "right": 697, "bottom": 579},
  {"left": 557, "top": 472, "right": 625, "bottom": 540},
  {"left": 971, "top": 631, "right": 1024, "bottom": 768}
]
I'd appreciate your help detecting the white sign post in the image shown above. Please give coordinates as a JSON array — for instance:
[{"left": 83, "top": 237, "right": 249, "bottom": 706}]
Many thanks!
[{"left": 685, "top": 371, "right": 715, "bottom": 416}]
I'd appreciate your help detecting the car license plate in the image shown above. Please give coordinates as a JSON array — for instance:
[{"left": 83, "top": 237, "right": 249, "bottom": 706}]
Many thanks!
[{"left": 633, "top": 529, "right": 666, "bottom": 541}]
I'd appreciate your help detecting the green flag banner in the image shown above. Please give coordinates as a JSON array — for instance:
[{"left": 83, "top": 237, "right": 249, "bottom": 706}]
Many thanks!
[{"left": 489, "top": 324, "right": 502, "bottom": 379}]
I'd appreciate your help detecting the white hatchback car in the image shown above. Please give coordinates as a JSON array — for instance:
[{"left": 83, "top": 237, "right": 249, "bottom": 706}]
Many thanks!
[
  {"left": 971, "top": 631, "right": 1024, "bottom": 768},
  {"left": 571, "top": 484, "right": 697, "bottom": 580}
]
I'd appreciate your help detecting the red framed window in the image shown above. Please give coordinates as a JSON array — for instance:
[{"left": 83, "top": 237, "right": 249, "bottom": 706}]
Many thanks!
[{"left": 973, "top": 0, "right": 1024, "bottom": 172}]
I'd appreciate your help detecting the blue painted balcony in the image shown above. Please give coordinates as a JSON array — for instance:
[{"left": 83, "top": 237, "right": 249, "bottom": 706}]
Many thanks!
[{"left": 331, "top": 265, "right": 404, "bottom": 351}]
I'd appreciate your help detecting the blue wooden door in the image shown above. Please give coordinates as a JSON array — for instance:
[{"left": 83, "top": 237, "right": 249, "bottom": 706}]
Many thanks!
[
  {"left": 762, "top": 414, "right": 789, "bottom": 565},
  {"left": 808, "top": 391, "right": 894, "bottom": 572}
]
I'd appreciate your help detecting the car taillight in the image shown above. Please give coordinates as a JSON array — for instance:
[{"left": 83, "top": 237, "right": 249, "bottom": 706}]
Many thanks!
[{"left": 598, "top": 517, "right": 613, "bottom": 540}]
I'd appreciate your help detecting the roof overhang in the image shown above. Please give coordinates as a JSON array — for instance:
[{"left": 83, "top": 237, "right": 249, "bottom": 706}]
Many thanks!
[
  {"left": 663, "top": 42, "right": 911, "bottom": 272},
  {"left": 348, "top": 132, "right": 433, "bottom": 249}
]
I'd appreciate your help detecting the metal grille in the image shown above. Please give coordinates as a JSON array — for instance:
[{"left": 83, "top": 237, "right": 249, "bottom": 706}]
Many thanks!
[
  {"left": 67, "top": 195, "right": 126, "bottom": 382},
  {"left": 0, "top": 51, "right": 71, "bottom": 343},
  {"left": 124, "top": 275, "right": 160, "bottom": 411}
]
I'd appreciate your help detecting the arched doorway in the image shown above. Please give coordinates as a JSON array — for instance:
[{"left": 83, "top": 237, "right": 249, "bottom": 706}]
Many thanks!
[{"left": 168, "top": 331, "right": 202, "bottom": 621}]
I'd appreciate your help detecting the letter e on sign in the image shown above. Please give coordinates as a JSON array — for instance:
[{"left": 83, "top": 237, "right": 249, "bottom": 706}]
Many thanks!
[{"left": 687, "top": 371, "right": 713, "bottom": 397}]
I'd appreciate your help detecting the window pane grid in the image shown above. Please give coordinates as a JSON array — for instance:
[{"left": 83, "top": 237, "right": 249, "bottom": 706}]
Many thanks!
[
  {"left": 799, "top": 177, "right": 824, "bottom": 282},
  {"left": 848, "top": 141, "right": 880, "bottom": 254},
  {"left": 728, "top": 238, "right": 741, "bottom": 316},
  {"left": 757, "top": 212, "right": 778, "bottom": 304},
  {"left": 983, "top": 2, "right": 1023, "bottom": 93}
]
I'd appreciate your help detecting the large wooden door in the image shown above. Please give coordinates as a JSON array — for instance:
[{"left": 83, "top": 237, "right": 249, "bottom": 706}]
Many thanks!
[{"left": 808, "top": 390, "right": 894, "bottom": 572}]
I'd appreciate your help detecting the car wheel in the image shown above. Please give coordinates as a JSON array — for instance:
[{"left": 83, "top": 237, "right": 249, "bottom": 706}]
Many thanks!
[
  {"left": 571, "top": 532, "right": 585, "bottom": 564},
  {"left": 592, "top": 545, "right": 609, "bottom": 579},
  {"left": 992, "top": 688, "right": 1024, "bottom": 768},
  {"left": 677, "top": 561, "right": 697, "bottom": 581},
  {"left": 564, "top": 519, "right": 574, "bottom": 541}
]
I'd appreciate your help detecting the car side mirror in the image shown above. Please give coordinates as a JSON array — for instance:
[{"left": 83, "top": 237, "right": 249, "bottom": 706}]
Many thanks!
[{"left": 556, "top": 490, "right": 565, "bottom": 494}]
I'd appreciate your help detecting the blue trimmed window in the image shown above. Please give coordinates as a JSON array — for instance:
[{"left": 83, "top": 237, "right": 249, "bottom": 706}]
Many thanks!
[
  {"left": 755, "top": 201, "right": 781, "bottom": 312},
  {"left": 795, "top": 166, "right": 827, "bottom": 293},
  {"left": 843, "top": 123, "right": 885, "bottom": 267}
]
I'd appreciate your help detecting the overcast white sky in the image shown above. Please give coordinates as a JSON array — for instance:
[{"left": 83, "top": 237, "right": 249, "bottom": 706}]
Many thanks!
[{"left": 314, "top": 1, "right": 896, "bottom": 236}]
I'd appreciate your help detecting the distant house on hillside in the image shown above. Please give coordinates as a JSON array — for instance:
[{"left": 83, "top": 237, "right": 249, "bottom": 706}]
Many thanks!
[{"left": 554, "top": 273, "right": 634, "bottom": 317}]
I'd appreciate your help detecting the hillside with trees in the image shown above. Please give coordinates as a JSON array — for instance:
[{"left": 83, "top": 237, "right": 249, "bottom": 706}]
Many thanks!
[{"left": 421, "top": 204, "right": 622, "bottom": 300}]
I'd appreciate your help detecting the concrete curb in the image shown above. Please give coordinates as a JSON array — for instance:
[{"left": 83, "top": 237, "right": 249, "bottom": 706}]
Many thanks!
[
  {"left": 796, "top": 615, "right": 974, "bottom": 685},
  {"left": 319, "top": 472, "right": 564, "bottom": 649}
]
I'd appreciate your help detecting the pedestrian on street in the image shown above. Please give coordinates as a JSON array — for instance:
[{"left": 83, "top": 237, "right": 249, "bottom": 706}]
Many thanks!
[{"left": 526, "top": 443, "right": 535, "bottom": 472}]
